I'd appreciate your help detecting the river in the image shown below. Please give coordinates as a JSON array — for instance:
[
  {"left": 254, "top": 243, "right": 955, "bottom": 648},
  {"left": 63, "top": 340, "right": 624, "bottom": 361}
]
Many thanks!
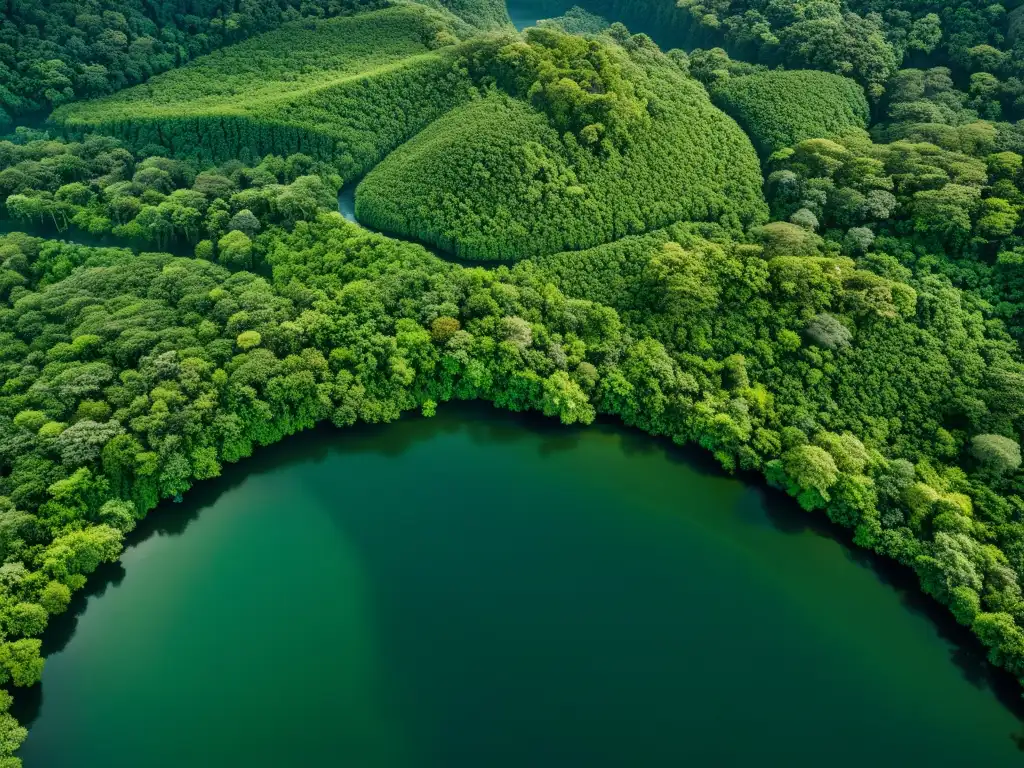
[
  {"left": 15, "top": 404, "right": 1024, "bottom": 767},
  {"left": 507, "top": 0, "right": 576, "bottom": 30}
]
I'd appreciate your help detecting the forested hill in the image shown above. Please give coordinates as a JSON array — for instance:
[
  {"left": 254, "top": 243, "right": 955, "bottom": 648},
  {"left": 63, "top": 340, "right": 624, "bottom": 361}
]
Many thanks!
[
  {"left": 0, "top": 0, "right": 506, "bottom": 129},
  {"left": 0, "top": 0, "right": 384, "bottom": 125},
  {"left": 425, "top": 0, "right": 513, "bottom": 28},
  {"left": 50, "top": 5, "right": 480, "bottom": 179},
  {"left": 355, "top": 27, "right": 767, "bottom": 259}
]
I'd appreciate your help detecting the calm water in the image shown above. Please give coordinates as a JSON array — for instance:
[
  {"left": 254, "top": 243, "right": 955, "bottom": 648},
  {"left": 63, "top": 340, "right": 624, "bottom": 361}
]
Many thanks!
[
  {"left": 507, "top": 0, "right": 575, "bottom": 30},
  {"left": 16, "top": 404, "right": 1024, "bottom": 766}
]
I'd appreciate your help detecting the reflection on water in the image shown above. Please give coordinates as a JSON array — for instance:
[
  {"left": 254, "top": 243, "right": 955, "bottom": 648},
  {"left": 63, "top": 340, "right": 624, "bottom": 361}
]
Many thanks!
[{"left": 16, "top": 404, "right": 1024, "bottom": 767}]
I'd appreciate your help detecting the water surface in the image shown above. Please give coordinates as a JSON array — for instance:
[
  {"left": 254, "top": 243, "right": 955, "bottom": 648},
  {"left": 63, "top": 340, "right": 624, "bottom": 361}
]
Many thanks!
[
  {"left": 17, "top": 404, "right": 1024, "bottom": 767},
  {"left": 507, "top": 0, "right": 576, "bottom": 30}
]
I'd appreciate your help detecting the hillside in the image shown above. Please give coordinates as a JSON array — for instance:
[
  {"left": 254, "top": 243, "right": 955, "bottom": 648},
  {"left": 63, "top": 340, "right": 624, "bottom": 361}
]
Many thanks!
[
  {"left": 0, "top": 0, "right": 391, "bottom": 124},
  {"left": 52, "top": 5, "right": 478, "bottom": 179},
  {"left": 711, "top": 70, "right": 870, "bottom": 158},
  {"left": 426, "top": 0, "right": 513, "bottom": 28},
  {"left": 356, "top": 27, "right": 767, "bottom": 260}
]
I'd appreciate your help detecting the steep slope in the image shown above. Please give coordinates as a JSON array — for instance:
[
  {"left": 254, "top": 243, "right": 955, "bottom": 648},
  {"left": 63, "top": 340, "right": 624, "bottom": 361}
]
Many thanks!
[
  {"left": 52, "top": 5, "right": 477, "bottom": 179},
  {"left": 711, "top": 70, "right": 870, "bottom": 158},
  {"left": 424, "top": 0, "right": 513, "bottom": 28},
  {"left": 356, "top": 28, "right": 768, "bottom": 260},
  {"left": 0, "top": 0, "right": 389, "bottom": 124}
]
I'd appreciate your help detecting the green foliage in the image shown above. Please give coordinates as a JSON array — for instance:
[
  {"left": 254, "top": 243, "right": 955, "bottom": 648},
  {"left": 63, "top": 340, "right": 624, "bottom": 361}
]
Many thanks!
[
  {"left": 5, "top": 604, "right": 47, "bottom": 639},
  {"left": 783, "top": 444, "right": 840, "bottom": 504},
  {"left": 421, "top": 0, "right": 512, "bottom": 29},
  {"left": 218, "top": 232, "right": 254, "bottom": 271},
  {"left": 3, "top": 171, "right": 1024, "bottom": 751},
  {"left": 711, "top": 70, "right": 870, "bottom": 157},
  {"left": 463, "top": 26, "right": 654, "bottom": 148},
  {"left": 54, "top": 7, "right": 478, "bottom": 178},
  {"left": 538, "top": 7, "right": 611, "bottom": 36},
  {"left": 587, "top": 0, "right": 898, "bottom": 95},
  {"left": 0, "top": 0, "right": 384, "bottom": 120},
  {"left": 971, "top": 434, "right": 1023, "bottom": 477},
  {"left": 764, "top": 125, "right": 1024, "bottom": 343},
  {"left": 357, "top": 29, "right": 766, "bottom": 260},
  {"left": 0, "top": 135, "right": 340, "bottom": 254},
  {"left": 0, "top": 641, "right": 43, "bottom": 688},
  {"left": 237, "top": 331, "right": 263, "bottom": 351},
  {"left": 0, "top": 692, "right": 25, "bottom": 764}
]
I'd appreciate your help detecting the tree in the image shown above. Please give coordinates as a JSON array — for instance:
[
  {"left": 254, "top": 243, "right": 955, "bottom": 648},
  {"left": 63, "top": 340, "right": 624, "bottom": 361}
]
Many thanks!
[
  {"left": 43, "top": 526, "right": 124, "bottom": 587},
  {"left": 970, "top": 434, "right": 1022, "bottom": 477},
  {"left": 814, "top": 432, "right": 867, "bottom": 473},
  {"left": 54, "top": 419, "right": 124, "bottom": 466},
  {"left": 499, "top": 317, "right": 533, "bottom": 349},
  {"left": 0, "top": 640, "right": 44, "bottom": 687},
  {"left": 228, "top": 209, "right": 261, "bottom": 237},
  {"left": 644, "top": 242, "right": 720, "bottom": 319},
  {"left": 907, "top": 14, "right": 941, "bottom": 54},
  {"left": 6, "top": 603, "right": 47, "bottom": 638},
  {"left": 12, "top": 410, "right": 48, "bottom": 433},
  {"left": 804, "top": 314, "right": 852, "bottom": 350},
  {"left": 973, "top": 612, "right": 1024, "bottom": 676},
  {"left": 237, "top": 331, "right": 262, "bottom": 350},
  {"left": 913, "top": 184, "right": 981, "bottom": 248},
  {"left": 843, "top": 226, "right": 874, "bottom": 254},
  {"left": 217, "top": 230, "right": 253, "bottom": 269},
  {"left": 757, "top": 222, "right": 821, "bottom": 258},
  {"left": 0, "top": 691, "right": 26, "bottom": 760},
  {"left": 783, "top": 444, "right": 840, "bottom": 501},
  {"left": 541, "top": 371, "right": 595, "bottom": 425},
  {"left": 39, "top": 581, "right": 71, "bottom": 615},
  {"left": 976, "top": 198, "right": 1017, "bottom": 240},
  {"left": 789, "top": 208, "right": 819, "bottom": 231},
  {"left": 98, "top": 499, "right": 138, "bottom": 533},
  {"left": 431, "top": 316, "right": 461, "bottom": 345}
]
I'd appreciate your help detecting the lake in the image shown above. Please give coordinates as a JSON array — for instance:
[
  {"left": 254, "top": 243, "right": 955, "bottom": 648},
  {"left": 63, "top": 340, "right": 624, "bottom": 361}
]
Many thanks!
[{"left": 16, "top": 404, "right": 1024, "bottom": 767}]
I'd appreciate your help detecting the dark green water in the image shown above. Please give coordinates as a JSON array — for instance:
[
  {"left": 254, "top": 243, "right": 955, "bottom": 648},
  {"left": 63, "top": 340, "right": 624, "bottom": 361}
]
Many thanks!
[
  {"left": 15, "top": 404, "right": 1024, "bottom": 766},
  {"left": 508, "top": 0, "right": 575, "bottom": 30}
]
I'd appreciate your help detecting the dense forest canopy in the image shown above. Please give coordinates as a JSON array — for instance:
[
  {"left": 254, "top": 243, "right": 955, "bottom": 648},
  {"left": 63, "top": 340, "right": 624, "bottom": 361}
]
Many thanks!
[
  {"left": 50, "top": 5, "right": 481, "bottom": 178},
  {"left": 422, "top": 0, "right": 512, "bottom": 28},
  {"left": 709, "top": 69, "right": 870, "bottom": 157},
  {"left": 0, "top": 0, "right": 392, "bottom": 125},
  {"left": 3, "top": 0, "right": 1024, "bottom": 764},
  {"left": 356, "top": 26, "right": 767, "bottom": 260},
  {"left": 584, "top": 0, "right": 1024, "bottom": 114}
]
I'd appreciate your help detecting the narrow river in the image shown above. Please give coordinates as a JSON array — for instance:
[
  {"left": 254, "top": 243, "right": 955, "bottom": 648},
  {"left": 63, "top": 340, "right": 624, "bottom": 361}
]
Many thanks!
[{"left": 16, "top": 405, "right": 1024, "bottom": 767}]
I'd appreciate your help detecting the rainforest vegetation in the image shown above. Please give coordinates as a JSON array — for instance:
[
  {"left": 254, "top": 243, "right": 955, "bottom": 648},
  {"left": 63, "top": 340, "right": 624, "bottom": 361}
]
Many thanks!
[
  {"left": 0, "top": 134, "right": 340, "bottom": 258},
  {"left": 50, "top": 5, "right": 483, "bottom": 179},
  {"left": 356, "top": 28, "right": 766, "bottom": 259},
  {"left": 709, "top": 70, "right": 870, "bottom": 157},
  {"left": 3, "top": 0, "right": 1024, "bottom": 763},
  {"left": 0, "top": 0, "right": 392, "bottom": 125}
]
